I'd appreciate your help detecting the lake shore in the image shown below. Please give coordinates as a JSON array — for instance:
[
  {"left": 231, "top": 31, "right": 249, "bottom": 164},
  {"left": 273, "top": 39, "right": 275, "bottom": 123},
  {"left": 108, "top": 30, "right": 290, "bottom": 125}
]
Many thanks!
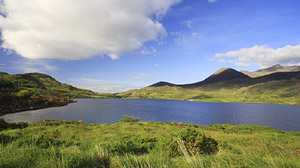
[{"left": 0, "top": 93, "right": 74, "bottom": 115}]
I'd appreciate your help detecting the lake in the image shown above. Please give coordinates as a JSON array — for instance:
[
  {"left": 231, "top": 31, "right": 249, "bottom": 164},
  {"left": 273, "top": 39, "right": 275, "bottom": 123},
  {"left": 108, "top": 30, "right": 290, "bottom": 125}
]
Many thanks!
[{"left": 2, "top": 99, "right": 300, "bottom": 131}]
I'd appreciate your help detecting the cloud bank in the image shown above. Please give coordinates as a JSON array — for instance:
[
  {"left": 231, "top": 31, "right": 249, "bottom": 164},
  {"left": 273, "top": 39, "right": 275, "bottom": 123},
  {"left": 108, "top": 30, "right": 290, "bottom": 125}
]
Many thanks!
[
  {"left": 215, "top": 45, "right": 300, "bottom": 68},
  {"left": 0, "top": 0, "right": 180, "bottom": 60}
]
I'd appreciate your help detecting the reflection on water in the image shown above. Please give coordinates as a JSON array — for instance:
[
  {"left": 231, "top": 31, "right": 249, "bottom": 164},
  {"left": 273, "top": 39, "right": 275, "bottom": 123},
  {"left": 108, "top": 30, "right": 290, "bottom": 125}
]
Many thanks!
[{"left": 2, "top": 99, "right": 300, "bottom": 131}]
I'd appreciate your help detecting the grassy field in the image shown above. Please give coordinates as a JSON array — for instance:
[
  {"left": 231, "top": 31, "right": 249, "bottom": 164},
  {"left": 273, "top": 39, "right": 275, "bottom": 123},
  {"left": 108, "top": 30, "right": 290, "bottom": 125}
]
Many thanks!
[
  {"left": 118, "top": 79, "right": 300, "bottom": 105},
  {"left": 1, "top": 118, "right": 300, "bottom": 168}
]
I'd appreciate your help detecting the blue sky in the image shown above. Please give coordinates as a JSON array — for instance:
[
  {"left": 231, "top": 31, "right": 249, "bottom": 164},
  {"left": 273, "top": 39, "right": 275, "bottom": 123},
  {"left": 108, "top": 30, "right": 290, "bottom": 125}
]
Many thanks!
[{"left": 1, "top": 0, "right": 300, "bottom": 93}]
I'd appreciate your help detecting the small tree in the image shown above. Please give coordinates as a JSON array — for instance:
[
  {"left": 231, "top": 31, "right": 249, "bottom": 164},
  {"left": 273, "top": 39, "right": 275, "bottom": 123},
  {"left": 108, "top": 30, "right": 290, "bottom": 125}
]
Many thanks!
[{"left": 119, "top": 115, "right": 141, "bottom": 122}]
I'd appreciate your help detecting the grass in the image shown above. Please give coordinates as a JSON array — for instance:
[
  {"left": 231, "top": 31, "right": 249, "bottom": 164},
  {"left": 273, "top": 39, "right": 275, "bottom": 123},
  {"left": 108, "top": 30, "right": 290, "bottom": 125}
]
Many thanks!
[
  {"left": 1, "top": 119, "right": 300, "bottom": 167},
  {"left": 0, "top": 72, "right": 118, "bottom": 98},
  {"left": 117, "top": 79, "right": 300, "bottom": 105}
]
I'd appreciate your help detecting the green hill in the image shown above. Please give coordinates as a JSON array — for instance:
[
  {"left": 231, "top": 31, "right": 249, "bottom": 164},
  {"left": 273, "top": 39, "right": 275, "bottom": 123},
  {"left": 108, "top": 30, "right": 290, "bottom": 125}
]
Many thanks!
[
  {"left": 0, "top": 72, "right": 118, "bottom": 114},
  {"left": 0, "top": 72, "right": 116, "bottom": 98},
  {"left": 118, "top": 66, "right": 300, "bottom": 105}
]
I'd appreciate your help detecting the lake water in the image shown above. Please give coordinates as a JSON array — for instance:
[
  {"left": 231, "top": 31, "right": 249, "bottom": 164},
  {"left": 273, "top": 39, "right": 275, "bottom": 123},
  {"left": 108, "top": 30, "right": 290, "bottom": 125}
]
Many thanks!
[{"left": 2, "top": 99, "right": 300, "bottom": 131}]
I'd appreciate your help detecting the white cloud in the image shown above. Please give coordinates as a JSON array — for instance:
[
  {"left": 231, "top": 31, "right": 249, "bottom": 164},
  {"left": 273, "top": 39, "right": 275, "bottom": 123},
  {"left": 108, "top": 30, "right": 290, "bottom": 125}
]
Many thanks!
[
  {"left": 154, "top": 64, "right": 159, "bottom": 67},
  {"left": 131, "top": 74, "right": 151, "bottom": 80},
  {"left": 0, "top": 0, "right": 181, "bottom": 60},
  {"left": 12, "top": 59, "right": 57, "bottom": 73},
  {"left": 214, "top": 45, "right": 300, "bottom": 68},
  {"left": 208, "top": 0, "right": 217, "bottom": 3},
  {"left": 186, "top": 20, "right": 192, "bottom": 29},
  {"left": 140, "top": 46, "right": 157, "bottom": 55}
]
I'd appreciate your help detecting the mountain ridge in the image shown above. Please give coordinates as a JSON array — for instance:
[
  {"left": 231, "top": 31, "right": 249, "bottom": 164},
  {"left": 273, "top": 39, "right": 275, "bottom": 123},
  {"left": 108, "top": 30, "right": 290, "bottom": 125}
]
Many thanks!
[
  {"left": 118, "top": 64, "right": 300, "bottom": 105},
  {"left": 241, "top": 64, "right": 300, "bottom": 77}
]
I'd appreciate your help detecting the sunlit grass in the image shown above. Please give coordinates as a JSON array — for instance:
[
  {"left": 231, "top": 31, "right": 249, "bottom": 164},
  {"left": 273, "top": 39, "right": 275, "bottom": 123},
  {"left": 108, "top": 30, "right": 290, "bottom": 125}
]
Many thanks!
[{"left": 1, "top": 119, "right": 300, "bottom": 167}]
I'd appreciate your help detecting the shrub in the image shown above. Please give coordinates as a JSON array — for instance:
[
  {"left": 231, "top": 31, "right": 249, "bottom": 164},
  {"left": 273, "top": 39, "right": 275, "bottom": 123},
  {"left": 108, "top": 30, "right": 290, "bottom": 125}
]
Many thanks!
[
  {"left": 119, "top": 115, "right": 141, "bottom": 122},
  {"left": 157, "top": 128, "right": 218, "bottom": 156},
  {"left": 178, "top": 128, "right": 218, "bottom": 155},
  {"left": 100, "top": 135, "right": 157, "bottom": 155},
  {"left": 15, "top": 135, "right": 61, "bottom": 148},
  {"left": 16, "top": 90, "right": 33, "bottom": 99},
  {"left": 0, "top": 118, "right": 28, "bottom": 131}
]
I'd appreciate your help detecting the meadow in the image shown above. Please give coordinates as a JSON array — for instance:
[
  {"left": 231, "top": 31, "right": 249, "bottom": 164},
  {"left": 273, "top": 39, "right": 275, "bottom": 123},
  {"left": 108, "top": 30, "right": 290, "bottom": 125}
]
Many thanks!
[{"left": 1, "top": 116, "right": 300, "bottom": 168}]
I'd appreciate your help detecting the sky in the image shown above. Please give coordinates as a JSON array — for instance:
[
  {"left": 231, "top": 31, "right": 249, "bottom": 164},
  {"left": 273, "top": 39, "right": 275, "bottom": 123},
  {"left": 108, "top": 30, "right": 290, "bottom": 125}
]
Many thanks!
[{"left": 0, "top": 0, "right": 300, "bottom": 93}]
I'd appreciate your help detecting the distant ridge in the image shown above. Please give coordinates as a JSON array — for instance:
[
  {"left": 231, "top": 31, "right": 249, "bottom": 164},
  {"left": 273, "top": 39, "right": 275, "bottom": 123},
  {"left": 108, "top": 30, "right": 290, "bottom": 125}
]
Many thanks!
[
  {"left": 183, "top": 68, "right": 250, "bottom": 87},
  {"left": 149, "top": 81, "right": 176, "bottom": 87},
  {"left": 241, "top": 64, "right": 300, "bottom": 78},
  {"left": 149, "top": 68, "right": 251, "bottom": 88},
  {"left": 118, "top": 64, "right": 300, "bottom": 105}
]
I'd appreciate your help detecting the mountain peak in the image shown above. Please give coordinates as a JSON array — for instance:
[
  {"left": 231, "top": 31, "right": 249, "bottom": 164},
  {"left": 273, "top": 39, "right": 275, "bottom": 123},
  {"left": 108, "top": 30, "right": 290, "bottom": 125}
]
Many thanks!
[
  {"left": 149, "top": 81, "right": 176, "bottom": 87},
  {"left": 212, "top": 68, "right": 233, "bottom": 76},
  {"left": 258, "top": 64, "right": 284, "bottom": 72},
  {"left": 201, "top": 68, "right": 250, "bottom": 85}
]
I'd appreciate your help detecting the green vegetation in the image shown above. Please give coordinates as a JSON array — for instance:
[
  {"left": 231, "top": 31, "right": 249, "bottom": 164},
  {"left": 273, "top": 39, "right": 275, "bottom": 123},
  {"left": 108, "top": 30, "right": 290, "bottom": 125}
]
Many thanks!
[
  {"left": 118, "top": 79, "right": 300, "bottom": 105},
  {"left": 0, "top": 72, "right": 119, "bottom": 114},
  {"left": 0, "top": 72, "right": 118, "bottom": 98},
  {"left": 0, "top": 118, "right": 299, "bottom": 167},
  {"left": 119, "top": 115, "right": 141, "bottom": 122}
]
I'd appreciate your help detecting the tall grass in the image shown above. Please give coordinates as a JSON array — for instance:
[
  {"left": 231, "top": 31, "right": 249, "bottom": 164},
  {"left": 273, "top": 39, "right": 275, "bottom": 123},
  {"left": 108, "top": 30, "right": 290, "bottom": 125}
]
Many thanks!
[{"left": 1, "top": 120, "right": 300, "bottom": 167}]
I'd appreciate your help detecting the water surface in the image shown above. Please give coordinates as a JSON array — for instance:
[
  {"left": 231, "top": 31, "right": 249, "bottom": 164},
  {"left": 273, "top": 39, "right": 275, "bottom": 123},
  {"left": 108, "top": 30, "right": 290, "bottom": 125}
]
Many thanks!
[{"left": 3, "top": 99, "right": 300, "bottom": 131}]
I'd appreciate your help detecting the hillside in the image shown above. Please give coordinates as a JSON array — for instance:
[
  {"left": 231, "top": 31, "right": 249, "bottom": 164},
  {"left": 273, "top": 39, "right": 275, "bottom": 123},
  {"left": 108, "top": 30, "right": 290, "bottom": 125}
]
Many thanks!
[
  {"left": 118, "top": 66, "right": 300, "bottom": 105},
  {"left": 150, "top": 68, "right": 250, "bottom": 88},
  {"left": 0, "top": 72, "right": 116, "bottom": 98},
  {"left": 241, "top": 64, "right": 300, "bottom": 77},
  {"left": 0, "top": 72, "right": 118, "bottom": 114}
]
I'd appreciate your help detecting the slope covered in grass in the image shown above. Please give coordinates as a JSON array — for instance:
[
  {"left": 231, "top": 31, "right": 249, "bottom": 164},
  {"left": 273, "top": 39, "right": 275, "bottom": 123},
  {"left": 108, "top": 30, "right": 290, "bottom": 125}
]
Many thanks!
[
  {"left": 118, "top": 68, "right": 300, "bottom": 105},
  {"left": 0, "top": 72, "right": 117, "bottom": 98},
  {"left": 0, "top": 119, "right": 299, "bottom": 167},
  {"left": 0, "top": 72, "right": 118, "bottom": 114}
]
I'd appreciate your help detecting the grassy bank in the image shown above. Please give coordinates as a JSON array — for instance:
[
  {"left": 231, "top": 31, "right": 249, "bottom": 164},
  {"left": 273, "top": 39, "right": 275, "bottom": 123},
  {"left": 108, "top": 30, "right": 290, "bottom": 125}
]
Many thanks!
[{"left": 1, "top": 118, "right": 299, "bottom": 167}]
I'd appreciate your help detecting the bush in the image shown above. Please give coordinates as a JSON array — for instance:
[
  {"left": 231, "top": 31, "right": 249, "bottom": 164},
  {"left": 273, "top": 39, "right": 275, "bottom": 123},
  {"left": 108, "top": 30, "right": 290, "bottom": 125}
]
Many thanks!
[
  {"left": 16, "top": 90, "right": 33, "bottom": 99},
  {"left": 100, "top": 135, "right": 157, "bottom": 155},
  {"left": 157, "top": 128, "right": 218, "bottom": 156},
  {"left": 178, "top": 128, "right": 218, "bottom": 155},
  {"left": 119, "top": 115, "right": 141, "bottom": 122},
  {"left": 0, "top": 118, "right": 28, "bottom": 131},
  {"left": 15, "top": 135, "right": 61, "bottom": 149},
  {"left": 0, "top": 77, "right": 14, "bottom": 89}
]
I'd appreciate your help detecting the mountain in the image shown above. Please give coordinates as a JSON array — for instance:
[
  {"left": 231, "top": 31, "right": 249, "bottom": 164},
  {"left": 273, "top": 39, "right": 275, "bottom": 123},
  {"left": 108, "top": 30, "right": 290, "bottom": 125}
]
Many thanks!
[
  {"left": 0, "top": 72, "right": 117, "bottom": 98},
  {"left": 182, "top": 68, "right": 251, "bottom": 87},
  {"left": 0, "top": 72, "right": 118, "bottom": 114},
  {"left": 241, "top": 64, "right": 300, "bottom": 78},
  {"left": 149, "top": 81, "right": 176, "bottom": 87},
  {"left": 148, "top": 68, "right": 251, "bottom": 88},
  {"left": 118, "top": 65, "right": 300, "bottom": 105}
]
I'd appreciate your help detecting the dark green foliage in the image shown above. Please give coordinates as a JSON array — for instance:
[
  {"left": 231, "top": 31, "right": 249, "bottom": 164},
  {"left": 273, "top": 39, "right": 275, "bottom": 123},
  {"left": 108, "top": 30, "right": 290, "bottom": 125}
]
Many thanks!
[
  {"left": 0, "top": 77, "right": 14, "bottom": 89},
  {"left": 16, "top": 90, "right": 33, "bottom": 98},
  {"left": 119, "top": 115, "right": 141, "bottom": 122},
  {"left": 178, "top": 128, "right": 218, "bottom": 155},
  {"left": 100, "top": 135, "right": 157, "bottom": 155},
  {"left": 158, "top": 128, "right": 218, "bottom": 156},
  {"left": 30, "top": 120, "right": 81, "bottom": 127},
  {"left": 0, "top": 118, "right": 28, "bottom": 131},
  {"left": 15, "top": 135, "right": 61, "bottom": 149},
  {"left": 191, "top": 94, "right": 212, "bottom": 99}
]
